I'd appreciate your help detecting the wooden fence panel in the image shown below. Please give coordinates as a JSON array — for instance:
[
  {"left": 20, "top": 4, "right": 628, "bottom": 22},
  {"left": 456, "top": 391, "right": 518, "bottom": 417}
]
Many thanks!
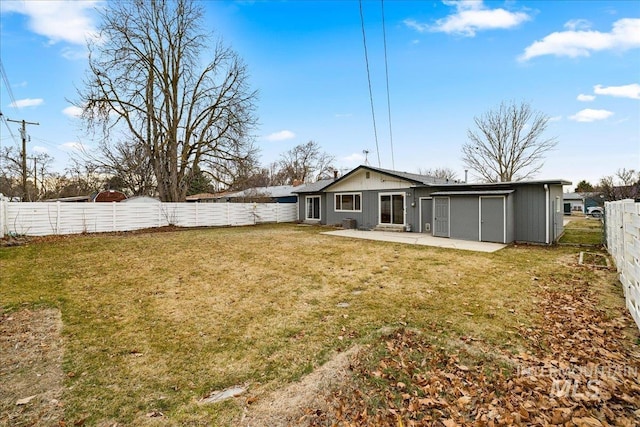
[
  {"left": 605, "top": 200, "right": 640, "bottom": 330},
  {"left": 0, "top": 200, "right": 298, "bottom": 237}
]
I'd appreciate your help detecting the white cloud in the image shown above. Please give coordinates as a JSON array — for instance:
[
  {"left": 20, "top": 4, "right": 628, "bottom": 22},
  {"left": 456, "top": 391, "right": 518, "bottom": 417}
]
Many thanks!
[
  {"left": 63, "top": 106, "right": 83, "bottom": 118},
  {"left": 548, "top": 115, "right": 563, "bottom": 122},
  {"left": 0, "top": 0, "right": 99, "bottom": 45},
  {"left": 342, "top": 153, "right": 366, "bottom": 163},
  {"left": 594, "top": 83, "right": 640, "bottom": 99},
  {"left": 61, "top": 47, "right": 89, "bottom": 61},
  {"left": 569, "top": 109, "right": 614, "bottom": 122},
  {"left": 266, "top": 130, "right": 295, "bottom": 141},
  {"left": 564, "top": 19, "right": 592, "bottom": 31},
  {"left": 577, "top": 94, "right": 596, "bottom": 102},
  {"left": 520, "top": 18, "right": 640, "bottom": 61},
  {"left": 334, "top": 113, "right": 353, "bottom": 118},
  {"left": 59, "top": 142, "right": 86, "bottom": 152},
  {"left": 405, "top": 0, "right": 530, "bottom": 37},
  {"left": 10, "top": 98, "right": 44, "bottom": 108}
]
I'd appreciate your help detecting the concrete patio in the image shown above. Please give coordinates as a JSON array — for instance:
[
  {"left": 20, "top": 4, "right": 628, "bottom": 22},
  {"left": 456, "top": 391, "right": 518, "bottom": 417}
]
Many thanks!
[{"left": 321, "top": 229, "right": 507, "bottom": 253}]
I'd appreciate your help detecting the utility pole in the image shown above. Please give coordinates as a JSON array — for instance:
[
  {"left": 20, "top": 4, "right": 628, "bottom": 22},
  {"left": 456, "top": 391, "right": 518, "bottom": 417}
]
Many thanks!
[
  {"left": 32, "top": 156, "right": 38, "bottom": 200},
  {"left": 6, "top": 118, "right": 39, "bottom": 201}
]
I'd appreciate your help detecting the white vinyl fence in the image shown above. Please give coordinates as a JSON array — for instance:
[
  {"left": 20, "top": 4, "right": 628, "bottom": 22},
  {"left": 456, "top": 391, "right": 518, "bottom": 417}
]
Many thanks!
[
  {"left": 605, "top": 200, "right": 640, "bottom": 330},
  {"left": 0, "top": 199, "right": 298, "bottom": 237}
]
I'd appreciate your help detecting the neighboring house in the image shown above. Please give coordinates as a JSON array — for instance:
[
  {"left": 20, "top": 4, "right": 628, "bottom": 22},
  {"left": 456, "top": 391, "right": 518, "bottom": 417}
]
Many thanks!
[
  {"left": 563, "top": 192, "right": 584, "bottom": 214},
  {"left": 43, "top": 190, "right": 127, "bottom": 203},
  {"left": 294, "top": 165, "right": 570, "bottom": 245},
  {"left": 93, "top": 190, "right": 127, "bottom": 202},
  {"left": 120, "top": 196, "right": 161, "bottom": 203},
  {"left": 185, "top": 193, "right": 224, "bottom": 203},
  {"left": 185, "top": 186, "right": 299, "bottom": 203},
  {"left": 223, "top": 185, "right": 299, "bottom": 203}
]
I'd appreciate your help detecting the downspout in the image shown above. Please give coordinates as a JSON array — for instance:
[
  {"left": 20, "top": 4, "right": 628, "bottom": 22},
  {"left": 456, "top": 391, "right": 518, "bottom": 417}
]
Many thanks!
[{"left": 544, "top": 184, "right": 550, "bottom": 244}]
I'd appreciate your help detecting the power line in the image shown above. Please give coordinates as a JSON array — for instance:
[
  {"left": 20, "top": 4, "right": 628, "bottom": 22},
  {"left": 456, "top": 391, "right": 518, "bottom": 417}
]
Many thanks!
[
  {"left": 380, "top": 0, "right": 395, "bottom": 170},
  {"left": 359, "top": 0, "right": 381, "bottom": 168},
  {"left": 0, "top": 61, "right": 21, "bottom": 153},
  {"left": 0, "top": 59, "right": 19, "bottom": 109},
  {"left": 1, "top": 112, "right": 19, "bottom": 145}
]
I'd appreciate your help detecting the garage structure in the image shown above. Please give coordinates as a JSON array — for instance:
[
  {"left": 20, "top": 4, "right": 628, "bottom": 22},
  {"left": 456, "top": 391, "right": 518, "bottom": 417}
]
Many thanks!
[
  {"left": 426, "top": 190, "right": 514, "bottom": 243},
  {"left": 295, "top": 165, "right": 570, "bottom": 245}
]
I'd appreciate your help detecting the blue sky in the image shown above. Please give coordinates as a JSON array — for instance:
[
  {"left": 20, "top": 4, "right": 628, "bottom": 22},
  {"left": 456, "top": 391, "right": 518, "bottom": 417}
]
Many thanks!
[{"left": 1, "top": 0, "right": 638, "bottom": 189}]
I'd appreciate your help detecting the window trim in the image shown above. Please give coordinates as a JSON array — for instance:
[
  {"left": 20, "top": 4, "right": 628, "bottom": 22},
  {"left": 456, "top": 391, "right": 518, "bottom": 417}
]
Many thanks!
[
  {"left": 305, "top": 195, "right": 321, "bottom": 221},
  {"left": 334, "top": 192, "right": 362, "bottom": 212}
]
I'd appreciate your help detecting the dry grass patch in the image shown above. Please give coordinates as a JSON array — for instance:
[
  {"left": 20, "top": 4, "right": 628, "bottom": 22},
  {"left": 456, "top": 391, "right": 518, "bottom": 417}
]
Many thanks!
[
  {"left": 560, "top": 218, "right": 603, "bottom": 245},
  {"left": 0, "top": 224, "right": 634, "bottom": 425},
  {"left": 0, "top": 308, "right": 64, "bottom": 427}
]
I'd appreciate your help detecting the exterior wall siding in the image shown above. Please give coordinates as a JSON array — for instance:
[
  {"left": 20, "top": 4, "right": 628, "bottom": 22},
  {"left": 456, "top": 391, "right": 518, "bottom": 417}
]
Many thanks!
[
  {"left": 513, "top": 185, "right": 547, "bottom": 243},
  {"left": 298, "top": 193, "right": 326, "bottom": 223},
  {"left": 298, "top": 175, "right": 567, "bottom": 246},
  {"left": 325, "top": 189, "right": 412, "bottom": 230},
  {"left": 450, "top": 196, "right": 480, "bottom": 241},
  {"left": 410, "top": 188, "right": 434, "bottom": 232},
  {"left": 550, "top": 185, "right": 564, "bottom": 242},
  {"left": 327, "top": 169, "right": 413, "bottom": 192},
  {"left": 506, "top": 194, "right": 515, "bottom": 243}
]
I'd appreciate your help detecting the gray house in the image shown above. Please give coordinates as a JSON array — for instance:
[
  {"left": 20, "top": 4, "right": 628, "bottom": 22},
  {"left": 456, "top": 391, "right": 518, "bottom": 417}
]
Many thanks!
[
  {"left": 563, "top": 192, "right": 585, "bottom": 214},
  {"left": 294, "top": 165, "right": 570, "bottom": 245}
]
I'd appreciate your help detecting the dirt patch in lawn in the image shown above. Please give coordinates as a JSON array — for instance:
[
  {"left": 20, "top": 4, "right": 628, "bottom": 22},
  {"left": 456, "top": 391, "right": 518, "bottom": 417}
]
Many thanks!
[
  {"left": 238, "top": 346, "right": 360, "bottom": 426},
  {"left": 303, "top": 271, "right": 640, "bottom": 426},
  {"left": 0, "top": 308, "right": 64, "bottom": 427}
]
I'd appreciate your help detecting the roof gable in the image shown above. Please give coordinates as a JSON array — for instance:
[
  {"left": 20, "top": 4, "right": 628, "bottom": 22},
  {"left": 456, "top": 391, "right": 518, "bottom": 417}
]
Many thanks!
[{"left": 323, "top": 165, "right": 451, "bottom": 192}]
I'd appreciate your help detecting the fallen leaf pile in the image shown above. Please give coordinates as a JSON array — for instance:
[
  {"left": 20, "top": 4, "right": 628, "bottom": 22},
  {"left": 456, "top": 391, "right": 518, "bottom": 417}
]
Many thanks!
[{"left": 304, "top": 280, "right": 640, "bottom": 426}]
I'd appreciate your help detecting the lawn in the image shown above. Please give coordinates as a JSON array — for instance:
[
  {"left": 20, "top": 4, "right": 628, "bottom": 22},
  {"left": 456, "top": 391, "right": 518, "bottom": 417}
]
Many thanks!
[
  {"left": 1, "top": 224, "right": 637, "bottom": 426},
  {"left": 559, "top": 217, "right": 604, "bottom": 245}
]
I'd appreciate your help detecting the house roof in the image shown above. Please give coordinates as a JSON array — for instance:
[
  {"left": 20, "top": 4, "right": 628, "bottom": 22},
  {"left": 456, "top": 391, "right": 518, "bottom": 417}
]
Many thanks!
[
  {"left": 335, "top": 165, "right": 455, "bottom": 187},
  {"left": 563, "top": 192, "right": 585, "bottom": 201},
  {"left": 431, "top": 190, "right": 515, "bottom": 196},
  {"left": 434, "top": 179, "right": 572, "bottom": 188},
  {"left": 121, "top": 196, "right": 161, "bottom": 203},
  {"left": 293, "top": 179, "right": 335, "bottom": 193},
  {"left": 294, "top": 165, "right": 571, "bottom": 194},
  {"left": 185, "top": 192, "right": 221, "bottom": 201}
]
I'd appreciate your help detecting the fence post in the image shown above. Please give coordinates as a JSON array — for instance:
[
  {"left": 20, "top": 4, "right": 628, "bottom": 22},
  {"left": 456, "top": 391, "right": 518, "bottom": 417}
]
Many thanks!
[
  {"left": 0, "top": 196, "right": 5, "bottom": 237},
  {"left": 56, "top": 202, "right": 61, "bottom": 235}
]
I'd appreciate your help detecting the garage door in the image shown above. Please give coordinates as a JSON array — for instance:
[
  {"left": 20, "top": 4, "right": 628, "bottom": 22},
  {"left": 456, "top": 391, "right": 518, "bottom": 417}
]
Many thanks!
[{"left": 480, "top": 197, "right": 505, "bottom": 243}]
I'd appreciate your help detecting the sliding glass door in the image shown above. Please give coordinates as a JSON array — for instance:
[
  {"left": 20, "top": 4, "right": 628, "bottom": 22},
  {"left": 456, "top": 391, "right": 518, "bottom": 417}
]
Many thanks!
[{"left": 379, "top": 194, "right": 404, "bottom": 225}]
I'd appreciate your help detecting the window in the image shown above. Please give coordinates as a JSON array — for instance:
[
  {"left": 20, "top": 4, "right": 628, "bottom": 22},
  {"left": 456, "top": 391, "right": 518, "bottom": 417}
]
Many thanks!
[
  {"left": 380, "top": 194, "right": 404, "bottom": 225},
  {"left": 305, "top": 196, "right": 321, "bottom": 220},
  {"left": 335, "top": 193, "right": 361, "bottom": 212}
]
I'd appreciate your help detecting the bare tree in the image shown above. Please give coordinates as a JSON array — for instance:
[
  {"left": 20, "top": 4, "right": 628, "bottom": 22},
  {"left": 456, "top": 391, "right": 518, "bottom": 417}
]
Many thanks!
[
  {"left": 0, "top": 147, "right": 54, "bottom": 200},
  {"left": 417, "top": 167, "right": 458, "bottom": 181},
  {"left": 598, "top": 168, "right": 640, "bottom": 201},
  {"left": 64, "top": 159, "right": 104, "bottom": 196},
  {"left": 0, "top": 147, "right": 21, "bottom": 198},
  {"left": 82, "top": 139, "right": 156, "bottom": 196},
  {"left": 461, "top": 101, "right": 557, "bottom": 182},
  {"left": 274, "top": 141, "right": 335, "bottom": 185},
  {"left": 76, "top": 0, "right": 258, "bottom": 201}
]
